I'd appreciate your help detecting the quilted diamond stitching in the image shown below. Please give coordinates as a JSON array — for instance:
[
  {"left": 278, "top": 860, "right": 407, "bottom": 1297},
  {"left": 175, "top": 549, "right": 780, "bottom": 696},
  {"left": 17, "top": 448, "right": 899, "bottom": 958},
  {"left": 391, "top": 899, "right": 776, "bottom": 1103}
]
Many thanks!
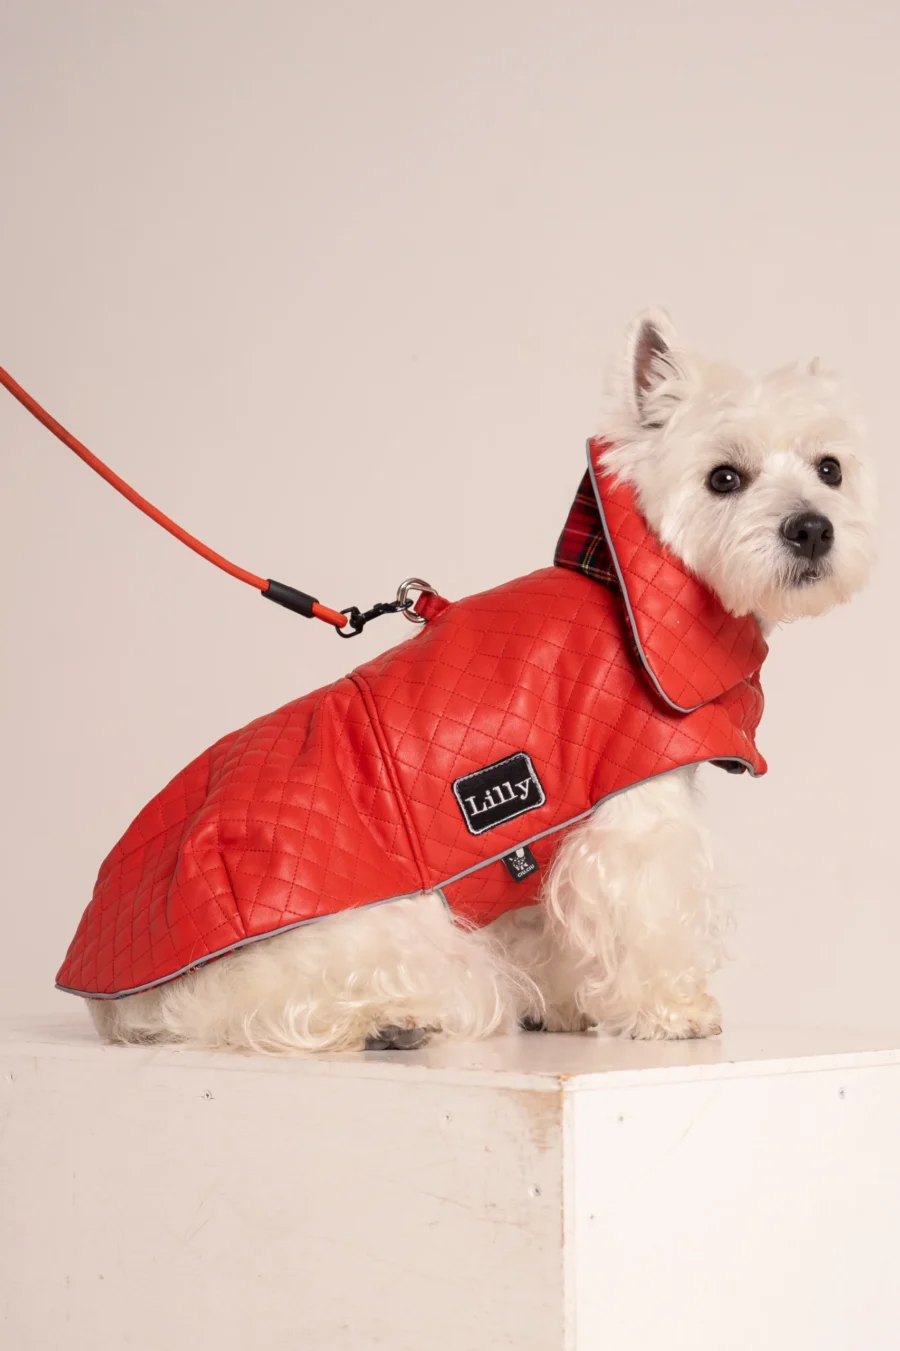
[{"left": 57, "top": 473, "right": 767, "bottom": 997}]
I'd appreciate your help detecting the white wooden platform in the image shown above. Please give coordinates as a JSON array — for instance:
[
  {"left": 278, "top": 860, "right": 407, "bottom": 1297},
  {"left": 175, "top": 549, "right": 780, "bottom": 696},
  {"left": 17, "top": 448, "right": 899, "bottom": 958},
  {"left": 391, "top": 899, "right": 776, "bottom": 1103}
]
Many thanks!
[{"left": 3, "top": 1017, "right": 900, "bottom": 1350}]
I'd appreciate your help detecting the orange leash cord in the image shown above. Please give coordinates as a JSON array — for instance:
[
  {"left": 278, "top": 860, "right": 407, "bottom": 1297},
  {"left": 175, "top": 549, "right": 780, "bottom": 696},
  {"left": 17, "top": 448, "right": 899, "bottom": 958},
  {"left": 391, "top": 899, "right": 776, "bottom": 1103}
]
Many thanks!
[{"left": 0, "top": 364, "right": 346, "bottom": 628}]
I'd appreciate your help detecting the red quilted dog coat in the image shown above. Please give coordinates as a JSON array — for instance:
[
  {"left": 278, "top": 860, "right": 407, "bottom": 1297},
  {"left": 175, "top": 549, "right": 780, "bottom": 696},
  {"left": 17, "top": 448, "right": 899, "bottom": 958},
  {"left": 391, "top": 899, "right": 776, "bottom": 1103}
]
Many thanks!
[{"left": 57, "top": 439, "right": 768, "bottom": 999}]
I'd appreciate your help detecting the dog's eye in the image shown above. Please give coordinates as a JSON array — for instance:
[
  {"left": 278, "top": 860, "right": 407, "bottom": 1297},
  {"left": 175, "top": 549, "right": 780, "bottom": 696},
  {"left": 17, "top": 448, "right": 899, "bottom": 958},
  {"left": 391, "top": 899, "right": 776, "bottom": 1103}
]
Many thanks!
[
  {"left": 817, "top": 456, "right": 842, "bottom": 487},
  {"left": 707, "top": 466, "right": 743, "bottom": 494}
]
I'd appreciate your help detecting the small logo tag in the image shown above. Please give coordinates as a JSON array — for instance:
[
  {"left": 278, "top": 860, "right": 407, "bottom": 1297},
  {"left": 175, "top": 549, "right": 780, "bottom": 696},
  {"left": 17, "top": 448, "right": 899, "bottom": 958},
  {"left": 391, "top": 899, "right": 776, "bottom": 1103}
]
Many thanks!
[
  {"left": 502, "top": 845, "right": 540, "bottom": 882},
  {"left": 452, "top": 752, "right": 546, "bottom": 836}
]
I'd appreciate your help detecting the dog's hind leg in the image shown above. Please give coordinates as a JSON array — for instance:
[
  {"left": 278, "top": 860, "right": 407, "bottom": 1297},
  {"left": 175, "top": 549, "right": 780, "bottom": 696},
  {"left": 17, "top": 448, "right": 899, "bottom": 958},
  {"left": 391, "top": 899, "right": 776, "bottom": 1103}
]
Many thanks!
[{"left": 87, "top": 892, "right": 521, "bottom": 1053}]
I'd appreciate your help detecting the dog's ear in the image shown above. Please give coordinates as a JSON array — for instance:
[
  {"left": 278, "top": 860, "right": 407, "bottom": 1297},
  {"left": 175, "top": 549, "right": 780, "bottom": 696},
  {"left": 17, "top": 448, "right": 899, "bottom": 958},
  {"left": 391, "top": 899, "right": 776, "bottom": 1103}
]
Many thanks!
[{"left": 624, "top": 309, "right": 683, "bottom": 429}]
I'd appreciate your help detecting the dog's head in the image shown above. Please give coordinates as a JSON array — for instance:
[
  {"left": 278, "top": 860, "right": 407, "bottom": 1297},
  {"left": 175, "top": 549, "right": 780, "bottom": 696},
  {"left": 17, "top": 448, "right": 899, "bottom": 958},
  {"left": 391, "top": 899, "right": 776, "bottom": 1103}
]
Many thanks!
[{"left": 599, "top": 310, "right": 877, "bottom": 623}]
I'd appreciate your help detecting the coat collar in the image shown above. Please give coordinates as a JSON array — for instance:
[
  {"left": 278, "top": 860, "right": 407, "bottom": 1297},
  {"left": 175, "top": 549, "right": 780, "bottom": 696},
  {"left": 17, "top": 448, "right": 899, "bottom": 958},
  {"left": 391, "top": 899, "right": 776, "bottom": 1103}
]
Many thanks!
[{"left": 555, "top": 438, "right": 768, "bottom": 714}]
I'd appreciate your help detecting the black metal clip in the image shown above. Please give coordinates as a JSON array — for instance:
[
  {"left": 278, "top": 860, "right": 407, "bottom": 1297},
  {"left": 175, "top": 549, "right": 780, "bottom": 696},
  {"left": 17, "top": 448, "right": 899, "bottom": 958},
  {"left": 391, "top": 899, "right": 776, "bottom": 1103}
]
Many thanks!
[{"left": 337, "top": 597, "right": 413, "bottom": 638}]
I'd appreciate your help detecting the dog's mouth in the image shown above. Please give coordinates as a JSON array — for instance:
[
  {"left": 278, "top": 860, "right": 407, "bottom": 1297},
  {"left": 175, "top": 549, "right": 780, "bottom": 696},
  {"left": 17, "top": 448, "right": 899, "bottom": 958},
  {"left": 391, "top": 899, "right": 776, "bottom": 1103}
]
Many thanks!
[{"left": 790, "top": 561, "right": 829, "bottom": 587}]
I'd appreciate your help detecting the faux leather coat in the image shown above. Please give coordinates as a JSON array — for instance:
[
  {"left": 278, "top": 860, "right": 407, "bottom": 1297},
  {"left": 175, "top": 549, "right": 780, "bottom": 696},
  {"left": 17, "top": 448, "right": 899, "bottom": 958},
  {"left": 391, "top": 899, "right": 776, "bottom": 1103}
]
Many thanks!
[{"left": 57, "top": 439, "right": 768, "bottom": 999}]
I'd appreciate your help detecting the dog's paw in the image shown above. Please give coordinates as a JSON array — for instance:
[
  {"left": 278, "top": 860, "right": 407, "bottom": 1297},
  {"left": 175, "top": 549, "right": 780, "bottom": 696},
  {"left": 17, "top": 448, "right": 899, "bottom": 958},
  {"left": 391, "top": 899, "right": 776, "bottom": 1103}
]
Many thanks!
[
  {"left": 625, "top": 996, "right": 722, "bottom": 1041},
  {"left": 364, "top": 1025, "right": 432, "bottom": 1051}
]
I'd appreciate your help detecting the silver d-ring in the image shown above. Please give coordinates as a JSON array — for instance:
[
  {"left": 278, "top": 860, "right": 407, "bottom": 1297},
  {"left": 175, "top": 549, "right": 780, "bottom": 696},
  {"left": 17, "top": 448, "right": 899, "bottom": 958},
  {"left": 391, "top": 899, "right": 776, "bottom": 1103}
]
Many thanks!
[{"left": 397, "top": 577, "right": 436, "bottom": 623}]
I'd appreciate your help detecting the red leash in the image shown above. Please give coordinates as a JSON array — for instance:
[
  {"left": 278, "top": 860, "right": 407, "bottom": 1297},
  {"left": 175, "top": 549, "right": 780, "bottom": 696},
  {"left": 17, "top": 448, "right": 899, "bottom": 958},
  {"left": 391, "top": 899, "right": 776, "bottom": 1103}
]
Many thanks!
[{"left": 0, "top": 363, "right": 347, "bottom": 628}]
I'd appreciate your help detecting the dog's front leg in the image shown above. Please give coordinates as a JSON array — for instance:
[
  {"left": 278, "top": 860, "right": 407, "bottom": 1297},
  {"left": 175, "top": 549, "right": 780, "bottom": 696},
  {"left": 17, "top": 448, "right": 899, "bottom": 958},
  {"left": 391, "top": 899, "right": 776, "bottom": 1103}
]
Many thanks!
[{"left": 542, "top": 769, "right": 726, "bottom": 1040}]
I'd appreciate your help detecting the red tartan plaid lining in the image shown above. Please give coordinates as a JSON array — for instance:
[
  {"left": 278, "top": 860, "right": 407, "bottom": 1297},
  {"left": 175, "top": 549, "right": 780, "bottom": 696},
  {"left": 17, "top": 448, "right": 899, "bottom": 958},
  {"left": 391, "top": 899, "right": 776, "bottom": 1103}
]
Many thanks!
[{"left": 554, "top": 471, "right": 618, "bottom": 588}]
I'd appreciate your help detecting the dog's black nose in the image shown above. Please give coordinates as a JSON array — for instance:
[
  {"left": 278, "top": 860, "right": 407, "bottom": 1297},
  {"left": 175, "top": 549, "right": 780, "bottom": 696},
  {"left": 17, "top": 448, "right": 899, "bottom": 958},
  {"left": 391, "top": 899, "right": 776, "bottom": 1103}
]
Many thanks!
[{"left": 781, "top": 512, "right": 834, "bottom": 561}]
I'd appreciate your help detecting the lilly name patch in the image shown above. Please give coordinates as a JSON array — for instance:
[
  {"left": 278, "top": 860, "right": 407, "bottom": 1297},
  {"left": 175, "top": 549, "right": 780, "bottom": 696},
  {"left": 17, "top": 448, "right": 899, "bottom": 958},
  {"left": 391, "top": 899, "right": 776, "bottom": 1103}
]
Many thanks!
[{"left": 452, "top": 752, "right": 546, "bottom": 836}]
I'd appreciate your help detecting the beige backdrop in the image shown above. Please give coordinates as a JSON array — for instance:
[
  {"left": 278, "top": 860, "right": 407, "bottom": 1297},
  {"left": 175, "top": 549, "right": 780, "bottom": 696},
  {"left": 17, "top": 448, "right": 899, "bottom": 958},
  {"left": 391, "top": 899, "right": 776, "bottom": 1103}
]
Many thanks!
[{"left": 1, "top": 1, "right": 896, "bottom": 1027}]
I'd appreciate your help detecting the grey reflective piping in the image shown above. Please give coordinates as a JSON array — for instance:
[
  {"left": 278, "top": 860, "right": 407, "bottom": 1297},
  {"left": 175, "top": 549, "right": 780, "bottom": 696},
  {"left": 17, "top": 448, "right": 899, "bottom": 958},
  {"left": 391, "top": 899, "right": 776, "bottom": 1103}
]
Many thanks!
[
  {"left": 57, "top": 757, "right": 757, "bottom": 1001},
  {"left": 56, "top": 888, "right": 432, "bottom": 1001},
  {"left": 435, "top": 756, "right": 757, "bottom": 888},
  {"left": 586, "top": 442, "right": 705, "bottom": 715}
]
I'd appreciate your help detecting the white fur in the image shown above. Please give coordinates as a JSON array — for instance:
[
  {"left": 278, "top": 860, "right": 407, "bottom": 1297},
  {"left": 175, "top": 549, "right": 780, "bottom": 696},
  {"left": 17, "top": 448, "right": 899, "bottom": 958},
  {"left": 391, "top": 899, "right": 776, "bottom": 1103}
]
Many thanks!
[
  {"left": 90, "top": 894, "right": 524, "bottom": 1052},
  {"left": 493, "top": 770, "right": 723, "bottom": 1040},
  {"left": 91, "top": 310, "right": 876, "bottom": 1051},
  {"left": 602, "top": 309, "right": 877, "bottom": 623}
]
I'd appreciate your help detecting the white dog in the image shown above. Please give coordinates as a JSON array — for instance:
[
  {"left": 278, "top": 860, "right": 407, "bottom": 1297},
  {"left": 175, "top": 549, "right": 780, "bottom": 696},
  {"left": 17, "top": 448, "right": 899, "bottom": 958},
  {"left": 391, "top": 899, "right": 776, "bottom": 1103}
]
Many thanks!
[{"left": 91, "top": 311, "right": 876, "bottom": 1051}]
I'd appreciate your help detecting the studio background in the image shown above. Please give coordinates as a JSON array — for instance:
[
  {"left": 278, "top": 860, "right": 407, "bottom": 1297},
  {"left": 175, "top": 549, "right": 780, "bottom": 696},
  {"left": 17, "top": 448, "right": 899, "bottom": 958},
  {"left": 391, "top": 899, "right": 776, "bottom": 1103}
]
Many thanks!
[{"left": 1, "top": 1, "right": 896, "bottom": 1028}]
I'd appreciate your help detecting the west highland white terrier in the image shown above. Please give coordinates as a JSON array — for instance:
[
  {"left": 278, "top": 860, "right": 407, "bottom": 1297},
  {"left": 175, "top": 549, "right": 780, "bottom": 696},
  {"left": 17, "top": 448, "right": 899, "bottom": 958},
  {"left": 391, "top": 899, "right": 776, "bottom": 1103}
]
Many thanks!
[{"left": 88, "top": 310, "right": 876, "bottom": 1050}]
